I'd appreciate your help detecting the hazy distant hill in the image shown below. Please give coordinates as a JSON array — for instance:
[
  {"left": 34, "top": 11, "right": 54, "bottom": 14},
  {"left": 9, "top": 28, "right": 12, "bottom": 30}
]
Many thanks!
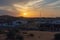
[{"left": 0, "top": 15, "right": 16, "bottom": 23}]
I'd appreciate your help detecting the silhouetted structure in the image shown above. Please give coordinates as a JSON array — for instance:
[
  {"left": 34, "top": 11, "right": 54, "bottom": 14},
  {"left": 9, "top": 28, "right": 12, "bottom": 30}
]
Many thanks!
[
  {"left": 6, "top": 29, "right": 17, "bottom": 40},
  {"left": 54, "top": 33, "right": 60, "bottom": 40}
]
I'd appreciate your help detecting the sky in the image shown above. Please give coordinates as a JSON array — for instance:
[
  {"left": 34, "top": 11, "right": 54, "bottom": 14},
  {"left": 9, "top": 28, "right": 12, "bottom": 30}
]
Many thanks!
[{"left": 0, "top": 0, "right": 60, "bottom": 17}]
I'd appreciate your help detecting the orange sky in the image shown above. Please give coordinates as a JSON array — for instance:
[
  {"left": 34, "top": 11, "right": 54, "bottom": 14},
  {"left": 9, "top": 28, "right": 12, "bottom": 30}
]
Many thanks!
[
  {"left": 13, "top": 2, "right": 60, "bottom": 18},
  {"left": 0, "top": 0, "right": 60, "bottom": 18},
  {"left": 14, "top": 6, "right": 58, "bottom": 18}
]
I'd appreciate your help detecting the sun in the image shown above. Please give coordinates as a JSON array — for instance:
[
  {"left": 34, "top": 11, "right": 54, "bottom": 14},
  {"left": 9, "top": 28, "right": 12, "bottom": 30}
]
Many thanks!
[
  {"left": 23, "top": 13, "right": 27, "bottom": 15},
  {"left": 21, "top": 13, "right": 29, "bottom": 17}
]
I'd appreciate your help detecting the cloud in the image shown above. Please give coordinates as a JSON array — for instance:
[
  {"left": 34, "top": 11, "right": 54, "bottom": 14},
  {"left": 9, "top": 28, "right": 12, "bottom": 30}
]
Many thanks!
[
  {"left": 0, "top": 10, "right": 13, "bottom": 15},
  {"left": 0, "top": 10, "right": 19, "bottom": 16},
  {"left": 31, "top": 0, "right": 59, "bottom": 8},
  {"left": 0, "top": 0, "right": 60, "bottom": 9},
  {"left": 0, "top": 0, "right": 60, "bottom": 17},
  {"left": 0, "top": 0, "right": 29, "bottom": 6}
]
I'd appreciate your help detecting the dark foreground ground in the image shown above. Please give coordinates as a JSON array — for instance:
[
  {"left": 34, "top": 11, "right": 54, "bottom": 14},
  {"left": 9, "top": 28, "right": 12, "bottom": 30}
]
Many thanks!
[
  {"left": 0, "top": 15, "right": 60, "bottom": 40},
  {"left": 0, "top": 29, "right": 60, "bottom": 40}
]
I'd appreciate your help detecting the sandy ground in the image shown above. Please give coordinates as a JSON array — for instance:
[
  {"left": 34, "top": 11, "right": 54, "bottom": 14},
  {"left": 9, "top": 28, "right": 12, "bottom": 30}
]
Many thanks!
[
  {"left": 20, "top": 31, "right": 60, "bottom": 40},
  {"left": 0, "top": 31, "right": 60, "bottom": 40}
]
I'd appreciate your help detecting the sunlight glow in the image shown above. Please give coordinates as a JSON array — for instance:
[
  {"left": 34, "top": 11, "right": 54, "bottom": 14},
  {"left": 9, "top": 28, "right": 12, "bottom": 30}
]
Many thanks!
[
  {"left": 13, "top": 4, "right": 40, "bottom": 18},
  {"left": 23, "top": 13, "right": 27, "bottom": 15}
]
